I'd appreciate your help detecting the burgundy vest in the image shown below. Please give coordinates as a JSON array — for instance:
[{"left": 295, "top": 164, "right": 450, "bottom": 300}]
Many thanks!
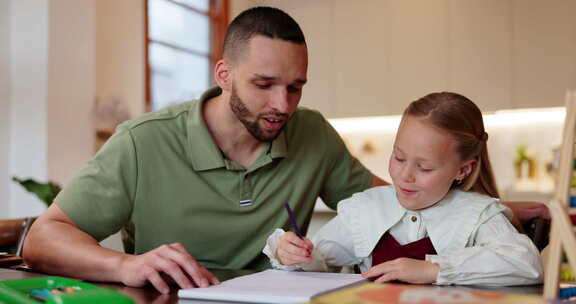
[{"left": 371, "top": 231, "right": 437, "bottom": 266}]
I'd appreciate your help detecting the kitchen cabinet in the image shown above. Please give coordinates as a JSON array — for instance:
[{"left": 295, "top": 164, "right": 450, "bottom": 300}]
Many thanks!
[
  {"left": 384, "top": 0, "right": 448, "bottom": 115},
  {"left": 447, "top": 0, "right": 512, "bottom": 111},
  {"left": 231, "top": 0, "right": 576, "bottom": 118},
  {"left": 511, "top": 0, "right": 576, "bottom": 109},
  {"left": 330, "top": 0, "right": 392, "bottom": 118}
]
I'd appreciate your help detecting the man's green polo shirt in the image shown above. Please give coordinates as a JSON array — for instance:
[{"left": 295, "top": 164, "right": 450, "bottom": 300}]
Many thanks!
[{"left": 56, "top": 87, "right": 373, "bottom": 270}]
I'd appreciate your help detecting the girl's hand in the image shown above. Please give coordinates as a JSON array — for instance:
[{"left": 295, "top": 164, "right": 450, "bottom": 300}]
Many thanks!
[
  {"left": 276, "top": 232, "right": 314, "bottom": 266},
  {"left": 362, "top": 258, "right": 439, "bottom": 284}
]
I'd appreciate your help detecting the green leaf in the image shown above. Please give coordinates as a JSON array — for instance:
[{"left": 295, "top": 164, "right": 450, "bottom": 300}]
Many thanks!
[{"left": 12, "top": 176, "right": 62, "bottom": 207}]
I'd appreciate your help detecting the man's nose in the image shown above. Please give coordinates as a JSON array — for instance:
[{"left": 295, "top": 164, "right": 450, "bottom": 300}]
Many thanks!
[{"left": 269, "top": 88, "right": 289, "bottom": 113}]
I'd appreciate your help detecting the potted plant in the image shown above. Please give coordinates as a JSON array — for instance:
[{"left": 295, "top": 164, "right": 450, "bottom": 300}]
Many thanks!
[{"left": 11, "top": 177, "right": 61, "bottom": 207}]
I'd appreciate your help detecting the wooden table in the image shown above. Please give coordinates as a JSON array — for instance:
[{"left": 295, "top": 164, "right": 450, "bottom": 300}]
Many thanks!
[
  {"left": 0, "top": 267, "right": 544, "bottom": 304},
  {"left": 0, "top": 267, "right": 260, "bottom": 303}
]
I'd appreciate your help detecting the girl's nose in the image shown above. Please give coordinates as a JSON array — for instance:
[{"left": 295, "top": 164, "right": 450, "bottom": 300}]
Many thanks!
[{"left": 400, "top": 166, "right": 415, "bottom": 183}]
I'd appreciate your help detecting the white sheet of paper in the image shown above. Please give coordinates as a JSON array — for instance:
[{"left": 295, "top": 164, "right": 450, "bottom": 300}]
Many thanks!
[{"left": 178, "top": 269, "right": 366, "bottom": 304}]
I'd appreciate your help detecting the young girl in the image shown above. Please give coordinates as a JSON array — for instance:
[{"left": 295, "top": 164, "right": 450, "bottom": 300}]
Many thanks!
[{"left": 263, "top": 92, "right": 543, "bottom": 286}]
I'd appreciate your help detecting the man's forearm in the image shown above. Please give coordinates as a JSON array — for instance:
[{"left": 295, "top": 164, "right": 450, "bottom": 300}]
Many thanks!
[
  {"left": 23, "top": 217, "right": 127, "bottom": 283},
  {"left": 23, "top": 204, "right": 220, "bottom": 293},
  {"left": 501, "top": 201, "right": 549, "bottom": 233}
]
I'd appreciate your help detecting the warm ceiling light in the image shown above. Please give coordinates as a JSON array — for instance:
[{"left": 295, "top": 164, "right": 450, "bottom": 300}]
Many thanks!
[{"left": 328, "top": 107, "right": 565, "bottom": 134}]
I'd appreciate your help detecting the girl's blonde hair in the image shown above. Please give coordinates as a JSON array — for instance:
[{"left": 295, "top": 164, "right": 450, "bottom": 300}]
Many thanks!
[{"left": 404, "top": 92, "right": 499, "bottom": 198}]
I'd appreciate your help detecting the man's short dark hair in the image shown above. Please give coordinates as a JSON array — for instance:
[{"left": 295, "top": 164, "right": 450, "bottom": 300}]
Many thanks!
[{"left": 223, "top": 6, "right": 306, "bottom": 63}]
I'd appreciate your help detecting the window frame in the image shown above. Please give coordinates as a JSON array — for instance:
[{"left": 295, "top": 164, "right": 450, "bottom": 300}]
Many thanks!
[{"left": 144, "top": 0, "right": 229, "bottom": 111}]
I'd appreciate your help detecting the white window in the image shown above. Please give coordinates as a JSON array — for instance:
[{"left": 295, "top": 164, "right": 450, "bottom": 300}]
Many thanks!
[{"left": 146, "top": 0, "right": 228, "bottom": 110}]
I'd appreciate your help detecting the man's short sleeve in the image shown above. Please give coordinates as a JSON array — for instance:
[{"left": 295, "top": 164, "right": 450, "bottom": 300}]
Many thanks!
[
  {"left": 319, "top": 118, "right": 373, "bottom": 209},
  {"left": 55, "top": 128, "right": 137, "bottom": 241}
]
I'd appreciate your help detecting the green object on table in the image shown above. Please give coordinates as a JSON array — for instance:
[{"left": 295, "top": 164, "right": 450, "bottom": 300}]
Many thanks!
[{"left": 0, "top": 277, "right": 134, "bottom": 304}]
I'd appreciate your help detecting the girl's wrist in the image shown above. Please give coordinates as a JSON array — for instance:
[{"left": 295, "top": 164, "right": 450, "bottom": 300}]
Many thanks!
[{"left": 429, "top": 262, "right": 440, "bottom": 283}]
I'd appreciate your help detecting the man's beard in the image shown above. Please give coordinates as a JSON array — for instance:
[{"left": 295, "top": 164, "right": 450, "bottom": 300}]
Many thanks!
[{"left": 229, "top": 86, "right": 287, "bottom": 142}]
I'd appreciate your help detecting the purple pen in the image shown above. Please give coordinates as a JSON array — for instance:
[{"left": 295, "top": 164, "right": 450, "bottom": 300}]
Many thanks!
[{"left": 284, "top": 202, "right": 303, "bottom": 238}]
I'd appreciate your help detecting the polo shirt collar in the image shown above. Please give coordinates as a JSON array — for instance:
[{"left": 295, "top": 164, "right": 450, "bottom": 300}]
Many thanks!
[
  {"left": 270, "top": 128, "right": 287, "bottom": 159},
  {"left": 187, "top": 87, "right": 288, "bottom": 171},
  {"left": 188, "top": 87, "right": 226, "bottom": 171}
]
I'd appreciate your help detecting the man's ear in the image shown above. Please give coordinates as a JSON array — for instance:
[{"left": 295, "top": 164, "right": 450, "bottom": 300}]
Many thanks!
[
  {"left": 214, "top": 59, "right": 233, "bottom": 91},
  {"left": 456, "top": 158, "right": 477, "bottom": 180}
]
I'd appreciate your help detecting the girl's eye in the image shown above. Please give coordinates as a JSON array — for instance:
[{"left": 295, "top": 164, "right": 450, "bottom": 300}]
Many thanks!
[
  {"left": 418, "top": 165, "right": 435, "bottom": 172},
  {"left": 395, "top": 156, "right": 405, "bottom": 162}
]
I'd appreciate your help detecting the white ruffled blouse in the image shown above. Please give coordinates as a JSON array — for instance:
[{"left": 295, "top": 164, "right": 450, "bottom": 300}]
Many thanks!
[{"left": 263, "top": 186, "right": 543, "bottom": 286}]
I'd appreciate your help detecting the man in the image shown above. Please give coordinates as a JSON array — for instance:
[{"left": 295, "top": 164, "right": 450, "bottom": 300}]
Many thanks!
[
  {"left": 23, "top": 6, "right": 546, "bottom": 294},
  {"left": 24, "top": 7, "right": 379, "bottom": 294}
]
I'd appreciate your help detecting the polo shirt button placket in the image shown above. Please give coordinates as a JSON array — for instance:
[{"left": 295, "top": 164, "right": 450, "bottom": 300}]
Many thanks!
[{"left": 239, "top": 172, "right": 253, "bottom": 207}]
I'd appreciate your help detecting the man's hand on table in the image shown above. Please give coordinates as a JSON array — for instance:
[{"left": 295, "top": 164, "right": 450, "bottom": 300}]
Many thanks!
[{"left": 118, "top": 242, "right": 220, "bottom": 294}]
